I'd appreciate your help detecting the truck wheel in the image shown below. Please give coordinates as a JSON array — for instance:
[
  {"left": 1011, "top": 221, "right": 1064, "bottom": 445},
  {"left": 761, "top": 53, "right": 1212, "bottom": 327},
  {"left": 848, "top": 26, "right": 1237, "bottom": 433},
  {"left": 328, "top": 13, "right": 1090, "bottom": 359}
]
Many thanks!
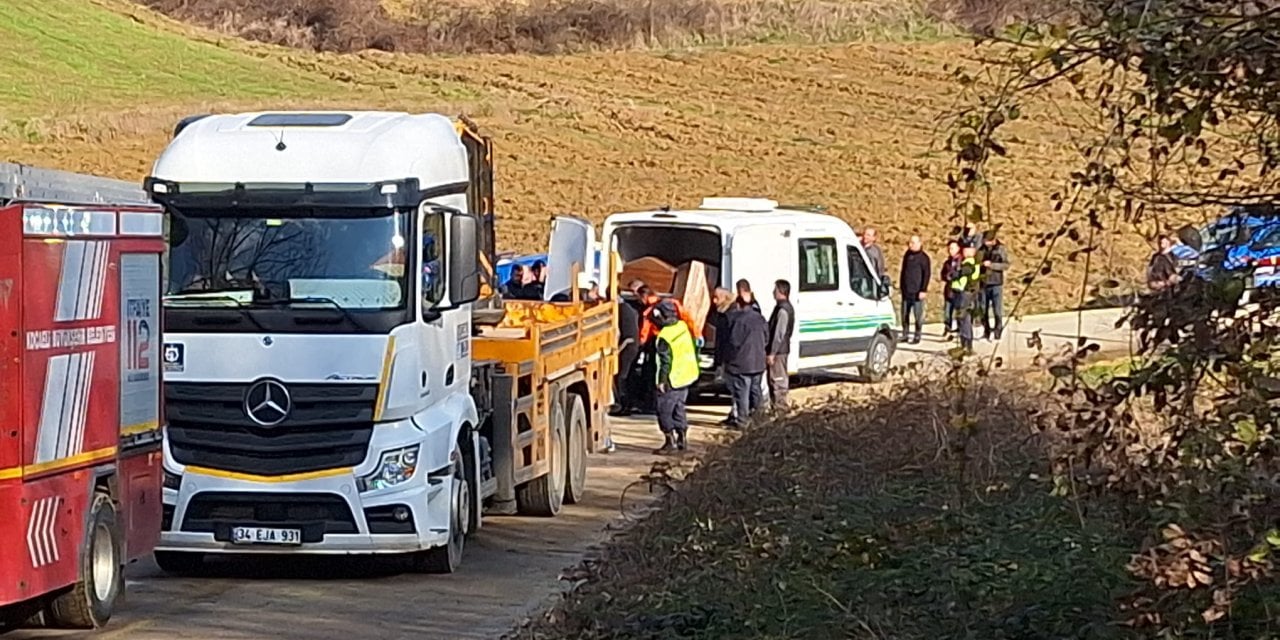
[
  {"left": 153, "top": 551, "right": 206, "bottom": 575},
  {"left": 863, "top": 332, "right": 893, "bottom": 383},
  {"left": 516, "top": 398, "right": 566, "bottom": 516},
  {"left": 47, "top": 491, "right": 121, "bottom": 630},
  {"left": 564, "top": 394, "right": 589, "bottom": 505},
  {"left": 416, "top": 446, "right": 471, "bottom": 574}
]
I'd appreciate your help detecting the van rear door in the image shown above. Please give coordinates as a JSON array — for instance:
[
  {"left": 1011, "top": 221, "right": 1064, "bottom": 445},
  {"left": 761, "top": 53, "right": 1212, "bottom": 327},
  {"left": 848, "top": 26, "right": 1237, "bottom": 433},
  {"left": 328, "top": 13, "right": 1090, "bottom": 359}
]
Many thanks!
[
  {"left": 728, "top": 224, "right": 794, "bottom": 322},
  {"left": 544, "top": 215, "right": 595, "bottom": 301}
]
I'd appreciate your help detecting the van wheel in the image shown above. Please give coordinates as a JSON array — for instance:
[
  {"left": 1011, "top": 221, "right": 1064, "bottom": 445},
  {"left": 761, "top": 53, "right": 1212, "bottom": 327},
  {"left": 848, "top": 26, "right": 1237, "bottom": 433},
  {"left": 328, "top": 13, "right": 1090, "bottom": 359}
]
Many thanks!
[
  {"left": 517, "top": 397, "right": 566, "bottom": 516},
  {"left": 863, "top": 333, "right": 893, "bottom": 382},
  {"left": 47, "top": 491, "right": 121, "bottom": 629},
  {"left": 153, "top": 551, "right": 206, "bottom": 576},
  {"left": 415, "top": 446, "right": 471, "bottom": 574},
  {"left": 564, "top": 394, "right": 589, "bottom": 505}
]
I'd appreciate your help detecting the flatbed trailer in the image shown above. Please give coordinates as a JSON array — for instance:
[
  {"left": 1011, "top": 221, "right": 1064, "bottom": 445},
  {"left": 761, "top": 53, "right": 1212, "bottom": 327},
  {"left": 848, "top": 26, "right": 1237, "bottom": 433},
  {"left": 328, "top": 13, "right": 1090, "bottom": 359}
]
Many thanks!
[{"left": 473, "top": 297, "right": 617, "bottom": 514}]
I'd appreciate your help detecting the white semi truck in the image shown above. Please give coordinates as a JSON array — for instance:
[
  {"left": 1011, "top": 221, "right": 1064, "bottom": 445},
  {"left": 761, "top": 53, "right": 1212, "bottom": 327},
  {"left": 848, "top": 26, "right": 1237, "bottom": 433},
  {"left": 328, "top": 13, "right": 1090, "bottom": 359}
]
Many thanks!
[{"left": 147, "top": 112, "right": 617, "bottom": 573}]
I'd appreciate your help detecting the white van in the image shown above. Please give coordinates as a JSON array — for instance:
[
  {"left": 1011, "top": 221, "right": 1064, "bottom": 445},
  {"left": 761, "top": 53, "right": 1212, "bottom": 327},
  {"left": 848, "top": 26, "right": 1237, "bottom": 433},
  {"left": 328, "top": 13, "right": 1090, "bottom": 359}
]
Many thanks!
[{"left": 603, "top": 197, "right": 899, "bottom": 380}]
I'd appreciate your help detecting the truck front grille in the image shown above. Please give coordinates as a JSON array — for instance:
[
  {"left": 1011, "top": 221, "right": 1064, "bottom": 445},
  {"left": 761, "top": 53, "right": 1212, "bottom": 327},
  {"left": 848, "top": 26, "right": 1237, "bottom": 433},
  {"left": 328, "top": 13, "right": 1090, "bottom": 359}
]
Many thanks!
[
  {"left": 181, "top": 492, "right": 357, "bottom": 540},
  {"left": 166, "top": 382, "right": 377, "bottom": 476}
]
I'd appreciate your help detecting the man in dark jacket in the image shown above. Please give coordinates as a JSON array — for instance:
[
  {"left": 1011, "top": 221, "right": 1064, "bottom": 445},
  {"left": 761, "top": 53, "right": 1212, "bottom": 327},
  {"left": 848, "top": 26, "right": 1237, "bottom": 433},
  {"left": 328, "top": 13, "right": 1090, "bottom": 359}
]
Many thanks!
[
  {"left": 940, "top": 240, "right": 962, "bottom": 340},
  {"left": 724, "top": 295, "right": 769, "bottom": 429},
  {"left": 610, "top": 293, "right": 641, "bottom": 417},
  {"left": 766, "top": 279, "right": 795, "bottom": 412},
  {"left": 898, "top": 235, "right": 931, "bottom": 344},
  {"left": 977, "top": 232, "right": 1011, "bottom": 341}
]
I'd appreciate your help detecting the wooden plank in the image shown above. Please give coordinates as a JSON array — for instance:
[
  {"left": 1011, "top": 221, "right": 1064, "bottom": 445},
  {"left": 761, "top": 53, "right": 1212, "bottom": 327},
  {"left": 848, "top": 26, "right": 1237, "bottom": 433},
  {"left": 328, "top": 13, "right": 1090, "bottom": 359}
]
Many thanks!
[{"left": 672, "top": 260, "right": 713, "bottom": 335}]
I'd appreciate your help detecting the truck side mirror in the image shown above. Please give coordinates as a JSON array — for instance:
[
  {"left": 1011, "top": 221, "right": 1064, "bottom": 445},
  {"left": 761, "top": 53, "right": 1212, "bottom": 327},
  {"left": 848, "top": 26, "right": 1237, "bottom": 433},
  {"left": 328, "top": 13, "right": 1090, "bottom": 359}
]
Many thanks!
[{"left": 448, "top": 211, "right": 481, "bottom": 305}]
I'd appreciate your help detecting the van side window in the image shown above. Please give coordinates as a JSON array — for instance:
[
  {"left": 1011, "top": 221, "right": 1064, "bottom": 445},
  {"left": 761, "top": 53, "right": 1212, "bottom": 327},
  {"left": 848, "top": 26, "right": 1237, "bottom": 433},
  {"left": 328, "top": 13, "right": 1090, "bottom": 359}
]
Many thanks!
[
  {"left": 798, "top": 238, "right": 839, "bottom": 292},
  {"left": 846, "top": 245, "right": 878, "bottom": 299}
]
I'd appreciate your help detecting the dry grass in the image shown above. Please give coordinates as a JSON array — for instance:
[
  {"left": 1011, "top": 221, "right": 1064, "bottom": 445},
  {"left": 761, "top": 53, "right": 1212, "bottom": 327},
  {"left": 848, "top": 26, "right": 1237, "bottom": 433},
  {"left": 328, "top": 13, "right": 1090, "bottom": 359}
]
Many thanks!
[
  {"left": 141, "top": 0, "right": 959, "bottom": 54},
  {"left": 0, "top": 0, "right": 1188, "bottom": 314}
]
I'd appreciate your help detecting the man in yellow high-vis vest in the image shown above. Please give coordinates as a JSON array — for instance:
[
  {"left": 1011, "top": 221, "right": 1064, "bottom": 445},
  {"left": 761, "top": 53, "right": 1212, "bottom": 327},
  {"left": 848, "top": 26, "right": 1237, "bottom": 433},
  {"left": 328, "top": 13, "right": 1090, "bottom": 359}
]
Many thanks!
[
  {"left": 950, "top": 245, "right": 982, "bottom": 352},
  {"left": 652, "top": 300, "right": 699, "bottom": 454}
]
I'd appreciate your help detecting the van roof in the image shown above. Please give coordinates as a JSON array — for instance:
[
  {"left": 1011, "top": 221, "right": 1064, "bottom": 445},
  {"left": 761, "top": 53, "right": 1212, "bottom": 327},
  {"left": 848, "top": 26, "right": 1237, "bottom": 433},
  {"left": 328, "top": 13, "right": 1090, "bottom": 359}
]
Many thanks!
[{"left": 605, "top": 197, "right": 850, "bottom": 233}]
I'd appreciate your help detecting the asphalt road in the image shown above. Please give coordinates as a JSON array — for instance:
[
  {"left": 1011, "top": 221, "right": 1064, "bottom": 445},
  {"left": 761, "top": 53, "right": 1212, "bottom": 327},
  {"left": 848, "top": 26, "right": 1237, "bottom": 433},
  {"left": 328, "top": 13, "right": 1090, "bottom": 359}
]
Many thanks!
[{"left": 8, "top": 308, "right": 1130, "bottom": 640}]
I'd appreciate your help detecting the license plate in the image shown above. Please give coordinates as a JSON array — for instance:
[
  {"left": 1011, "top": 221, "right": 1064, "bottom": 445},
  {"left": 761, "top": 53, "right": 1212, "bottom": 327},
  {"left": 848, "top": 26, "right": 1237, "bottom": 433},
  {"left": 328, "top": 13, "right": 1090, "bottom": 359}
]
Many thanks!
[{"left": 230, "top": 526, "right": 302, "bottom": 545}]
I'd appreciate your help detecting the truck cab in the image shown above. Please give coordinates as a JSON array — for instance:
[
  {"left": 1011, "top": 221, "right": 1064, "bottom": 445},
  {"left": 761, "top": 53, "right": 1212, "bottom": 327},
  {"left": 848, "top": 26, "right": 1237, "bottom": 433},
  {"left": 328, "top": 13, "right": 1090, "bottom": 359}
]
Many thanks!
[
  {"left": 604, "top": 197, "right": 897, "bottom": 380},
  {"left": 148, "top": 112, "right": 486, "bottom": 572}
]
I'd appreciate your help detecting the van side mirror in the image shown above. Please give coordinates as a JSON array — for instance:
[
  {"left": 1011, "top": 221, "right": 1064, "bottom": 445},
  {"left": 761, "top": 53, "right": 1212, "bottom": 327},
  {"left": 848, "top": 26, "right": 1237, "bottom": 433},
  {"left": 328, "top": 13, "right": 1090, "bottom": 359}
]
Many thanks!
[
  {"left": 448, "top": 211, "right": 481, "bottom": 306},
  {"left": 878, "top": 275, "right": 892, "bottom": 299}
]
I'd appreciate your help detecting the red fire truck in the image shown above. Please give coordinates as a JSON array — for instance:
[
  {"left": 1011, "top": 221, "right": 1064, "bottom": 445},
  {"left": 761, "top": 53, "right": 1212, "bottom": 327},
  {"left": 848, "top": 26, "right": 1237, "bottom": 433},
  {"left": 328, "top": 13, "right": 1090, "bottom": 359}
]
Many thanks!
[{"left": 0, "top": 164, "right": 166, "bottom": 631}]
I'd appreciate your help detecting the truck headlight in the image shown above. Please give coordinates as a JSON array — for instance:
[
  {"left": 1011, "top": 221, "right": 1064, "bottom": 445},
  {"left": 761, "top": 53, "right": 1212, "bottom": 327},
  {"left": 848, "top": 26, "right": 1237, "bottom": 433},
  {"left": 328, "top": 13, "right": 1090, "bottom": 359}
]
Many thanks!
[
  {"left": 359, "top": 445, "right": 420, "bottom": 492},
  {"left": 163, "top": 469, "right": 182, "bottom": 491}
]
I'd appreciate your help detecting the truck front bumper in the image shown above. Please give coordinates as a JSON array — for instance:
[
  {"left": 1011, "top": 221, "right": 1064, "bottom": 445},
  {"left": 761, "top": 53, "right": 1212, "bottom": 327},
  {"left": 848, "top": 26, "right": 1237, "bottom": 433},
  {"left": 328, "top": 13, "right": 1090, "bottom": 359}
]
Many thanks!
[{"left": 159, "top": 466, "right": 455, "bottom": 555}]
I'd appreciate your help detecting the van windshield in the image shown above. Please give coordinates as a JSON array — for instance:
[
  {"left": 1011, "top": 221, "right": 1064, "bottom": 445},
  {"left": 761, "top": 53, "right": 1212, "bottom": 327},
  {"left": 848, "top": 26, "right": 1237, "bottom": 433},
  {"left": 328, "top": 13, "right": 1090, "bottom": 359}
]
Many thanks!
[{"left": 166, "top": 209, "right": 411, "bottom": 310}]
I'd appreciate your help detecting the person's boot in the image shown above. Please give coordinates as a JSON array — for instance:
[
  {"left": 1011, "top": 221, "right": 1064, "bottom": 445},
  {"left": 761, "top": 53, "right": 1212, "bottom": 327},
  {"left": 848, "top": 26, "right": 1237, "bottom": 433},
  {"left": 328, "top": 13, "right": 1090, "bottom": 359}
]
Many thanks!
[
  {"left": 675, "top": 430, "right": 687, "bottom": 451},
  {"left": 652, "top": 433, "right": 677, "bottom": 455}
]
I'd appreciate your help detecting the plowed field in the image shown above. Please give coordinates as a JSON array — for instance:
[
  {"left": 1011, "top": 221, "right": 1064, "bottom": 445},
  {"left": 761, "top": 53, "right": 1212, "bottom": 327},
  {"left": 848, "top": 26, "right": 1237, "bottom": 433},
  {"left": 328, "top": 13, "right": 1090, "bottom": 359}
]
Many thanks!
[{"left": 0, "top": 2, "right": 1146, "bottom": 314}]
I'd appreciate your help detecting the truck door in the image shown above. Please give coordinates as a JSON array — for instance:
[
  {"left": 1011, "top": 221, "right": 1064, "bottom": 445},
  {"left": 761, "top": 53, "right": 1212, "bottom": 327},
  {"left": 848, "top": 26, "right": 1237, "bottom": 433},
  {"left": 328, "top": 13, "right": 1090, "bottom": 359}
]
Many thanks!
[
  {"left": 543, "top": 216, "right": 595, "bottom": 301},
  {"left": 794, "top": 235, "right": 875, "bottom": 370}
]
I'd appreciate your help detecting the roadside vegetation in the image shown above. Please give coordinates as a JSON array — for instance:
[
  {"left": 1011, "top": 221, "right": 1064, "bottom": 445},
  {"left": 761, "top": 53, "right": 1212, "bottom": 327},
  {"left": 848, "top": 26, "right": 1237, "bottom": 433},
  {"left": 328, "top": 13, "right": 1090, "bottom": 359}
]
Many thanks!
[
  {"left": 138, "top": 0, "right": 1047, "bottom": 55},
  {"left": 517, "top": 0, "right": 1280, "bottom": 636},
  {"left": 511, "top": 366, "right": 1143, "bottom": 639}
]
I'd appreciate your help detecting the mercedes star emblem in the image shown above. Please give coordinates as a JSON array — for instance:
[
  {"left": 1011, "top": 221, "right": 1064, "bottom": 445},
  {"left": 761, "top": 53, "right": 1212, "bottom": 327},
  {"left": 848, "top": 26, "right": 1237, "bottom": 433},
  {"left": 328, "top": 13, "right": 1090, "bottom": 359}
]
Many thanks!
[{"left": 243, "top": 379, "right": 292, "bottom": 426}]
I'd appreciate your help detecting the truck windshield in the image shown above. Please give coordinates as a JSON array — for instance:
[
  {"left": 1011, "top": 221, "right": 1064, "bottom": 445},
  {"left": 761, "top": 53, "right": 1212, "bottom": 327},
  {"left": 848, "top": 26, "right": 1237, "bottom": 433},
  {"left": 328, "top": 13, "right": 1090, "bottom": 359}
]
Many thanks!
[{"left": 166, "top": 211, "right": 410, "bottom": 310}]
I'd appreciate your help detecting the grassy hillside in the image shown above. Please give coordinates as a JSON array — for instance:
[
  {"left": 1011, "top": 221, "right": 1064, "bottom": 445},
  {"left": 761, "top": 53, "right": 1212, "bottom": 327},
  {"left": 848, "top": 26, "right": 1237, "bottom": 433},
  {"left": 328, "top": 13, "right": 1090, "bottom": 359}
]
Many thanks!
[
  {"left": 0, "top": 0, "right": 1154, "bottom": 314},
  {"left": 0, "top": 1, "right": 334, "bottom": 118}
]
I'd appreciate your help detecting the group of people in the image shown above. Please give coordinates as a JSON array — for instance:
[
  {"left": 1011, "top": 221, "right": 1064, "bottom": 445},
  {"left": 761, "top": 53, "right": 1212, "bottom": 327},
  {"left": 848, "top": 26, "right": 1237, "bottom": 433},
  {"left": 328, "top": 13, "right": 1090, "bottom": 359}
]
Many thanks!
[
  {"left": 612, "top": 278, "right": 795, "bottom": 454},
  {"left": 894, "top": 222, "right": 1011, "bottom": 352},
  {"left": 502, "top": 260, "right": 547, "bottom": 300}
]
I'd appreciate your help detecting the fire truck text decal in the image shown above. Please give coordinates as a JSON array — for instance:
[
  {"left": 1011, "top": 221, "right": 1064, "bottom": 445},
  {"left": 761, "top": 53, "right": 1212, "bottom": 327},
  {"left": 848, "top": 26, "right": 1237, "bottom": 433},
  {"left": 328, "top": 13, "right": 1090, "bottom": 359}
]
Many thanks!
[
  {"left": 24, "top": 325, "right": 117, "bottom": 351},
  {"left": 33, "top": 352, "right": 96, "bottom": 464},
  {"left": 27, "top": 496, "right": 62, "bottom": 568}
]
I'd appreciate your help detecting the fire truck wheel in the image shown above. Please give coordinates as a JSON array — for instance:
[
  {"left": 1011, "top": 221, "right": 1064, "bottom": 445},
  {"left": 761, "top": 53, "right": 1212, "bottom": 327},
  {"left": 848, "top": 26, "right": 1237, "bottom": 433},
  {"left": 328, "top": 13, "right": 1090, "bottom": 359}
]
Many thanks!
[
  {"left": 563, "top": 394, "right": 589, "bottom": 505},
  {"left": 515, "top": 396, "right": 566, "bottom": 517},
  {"left": 153, "top": 551, "right": 206, "bottom": 575},
  {"left": 414, "top": 445, "right": 470, "bottom": 574},
  {"left": 47, "top": 491, "right": 121, "bottom": 630}
]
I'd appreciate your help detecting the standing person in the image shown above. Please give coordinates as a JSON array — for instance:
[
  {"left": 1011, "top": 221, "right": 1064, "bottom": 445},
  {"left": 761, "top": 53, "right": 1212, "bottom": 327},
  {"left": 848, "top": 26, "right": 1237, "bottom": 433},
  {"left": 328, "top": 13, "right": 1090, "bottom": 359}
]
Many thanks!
[
  {"left": 940, "top": 240, "right": 962, "bottom": 340},
  {"left": 862, "top": 227, "right": 887, "bottom": 279},
  {"left": 639, "top": 288, "right": 699, "bottom": 346},
  {"left": 708, "top": 288, "right": 740, "bottom": 427},
  {"left": 765, "top": 279, "right": 795, "bottom": 412},
  {"left": 952, "top": 246, "right": 982, "bottom": 353},
  {"left": 724, "top": 290, "right": 769, "bottom": 429},
  {"left": 898, "top": 235, "right": 931, "bottom": 344},
  {"left": 651, "top": 301, "right": 699, "bottom": 454},
  {"left": 1147, "top": 235, "right": 1181, "bottom": 292},
  {"left": 959, "top": 222, "right": 983, "bottom": 249},
  {"left": 977, "top": 232, "right": 1010, "bottom": 341},
  {"left": 735, "top": 279, "right": 762, "bottom": 313},
  {"left": 610, "top": 289, "right": 642, "bottom": 417}
]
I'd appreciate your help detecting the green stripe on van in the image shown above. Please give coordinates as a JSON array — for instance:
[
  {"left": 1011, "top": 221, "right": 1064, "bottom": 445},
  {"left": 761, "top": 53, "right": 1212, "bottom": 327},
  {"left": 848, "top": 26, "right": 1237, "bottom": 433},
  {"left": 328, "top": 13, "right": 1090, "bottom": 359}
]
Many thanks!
[{"left": 798, "top": 316, "right": 895, "bottom": 334}]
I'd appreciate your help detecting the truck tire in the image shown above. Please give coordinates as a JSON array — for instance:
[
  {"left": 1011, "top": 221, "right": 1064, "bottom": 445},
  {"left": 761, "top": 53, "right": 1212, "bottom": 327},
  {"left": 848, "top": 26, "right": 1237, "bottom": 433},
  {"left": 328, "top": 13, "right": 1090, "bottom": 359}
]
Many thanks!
[
  {"left": 863, "top": 332, "right": 893, "bottom": 383},
  {"left": 415, "top": 445, "right": 471, "bottom": 574},
  {"left": 516, "top": 398, "right": 566, "bottom": 517},
  {"left": 46, "top": 491, "right": 121, "bottom": 630},
  {"left": 153, "top": 551, "right": 206, "bottom": 575},
  {"left": 563, "top": 394, "right": 589, "bottom": 505}
]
